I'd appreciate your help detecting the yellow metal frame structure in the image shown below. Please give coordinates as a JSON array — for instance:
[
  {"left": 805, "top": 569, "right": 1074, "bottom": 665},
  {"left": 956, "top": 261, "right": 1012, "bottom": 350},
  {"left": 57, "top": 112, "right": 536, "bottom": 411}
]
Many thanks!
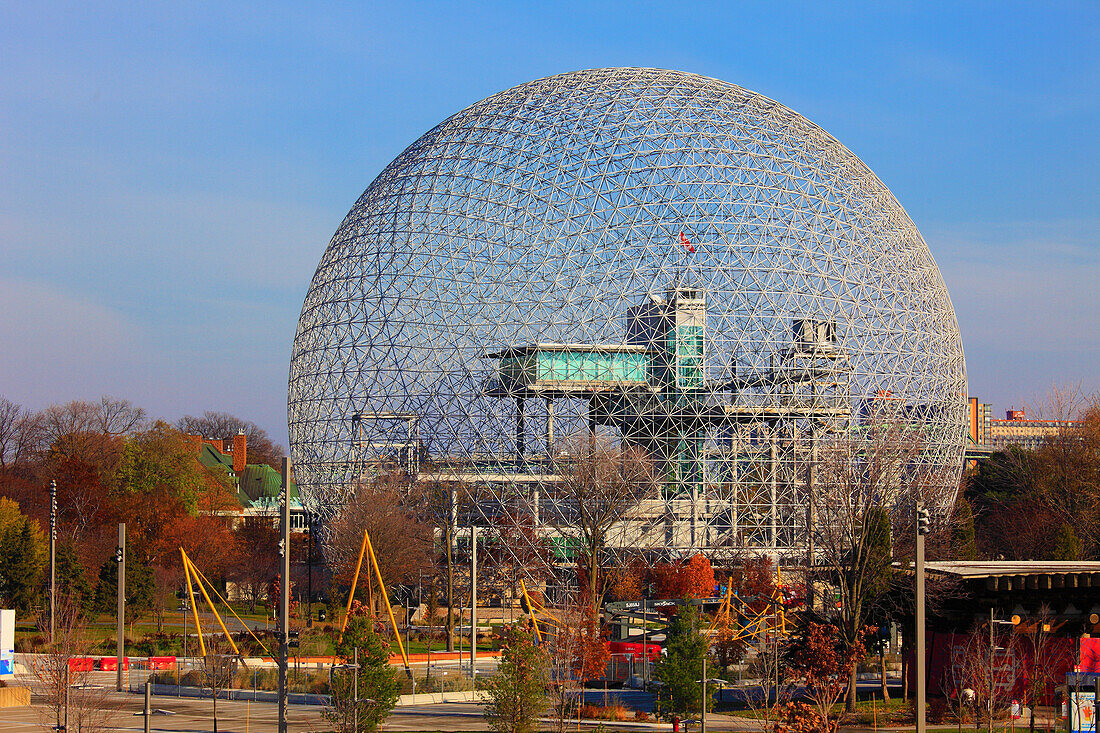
[
  {"left": 708, "top": 568, "right": 788, "bottom": 645},
  {"left": 179, "top": 548, "right": 270, "bottom": 664},
  {"left": 335, "top": 528, "right": 409, "bottom": 670},
  {"left": 519, "top": 579, "right": 560, "bottom": 643}
]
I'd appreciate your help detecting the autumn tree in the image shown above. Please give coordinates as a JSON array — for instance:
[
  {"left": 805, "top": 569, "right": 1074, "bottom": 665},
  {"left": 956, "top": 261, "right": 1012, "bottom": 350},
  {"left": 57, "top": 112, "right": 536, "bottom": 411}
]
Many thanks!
[
  {"left": 544, "top": 601, "right": 584, "bottom": 733},
  {"left": 412, "top": 471, "right": 483, "bottom": 652},
  {"left": 652, "top": 553, "right": 716, "bottom": 600},
  {"left": 109, "top": 421, "right": 235, "bottom": 566},
  {"left": 968, "top": 391, "right": 1100, "bottom": 560},
  {"left": 232, "top": 514, "right": 279, "bottom": 612},
  {"left": 42, "top": 397, "right": 144, "bottom": 471},
  {"left": 0, "top": 396, "right": 45, "bottom": 471},
  {"left": 325, "top": 472, "right": 433, "bottom": 616},
  {"left": 783, "top": 618, "right": 869, "bottom": 733},
  {"left": 176, "top": 410, "right": 284, "bottom": 468},
  {"left": 31, "top": 594, "right": 120, "bottom": 732},
  {"left": 549, "top": 433, "right": 656, "bottom": 624},
  {"left": 812, "top": 414, "right": 943, "bottom": 711}
]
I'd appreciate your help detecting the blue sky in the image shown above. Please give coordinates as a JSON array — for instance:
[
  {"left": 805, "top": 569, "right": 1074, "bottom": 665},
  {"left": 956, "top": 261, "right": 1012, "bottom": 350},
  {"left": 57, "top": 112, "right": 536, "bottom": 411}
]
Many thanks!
[{"left": 1, "top": 2, "right": 1097, "bottom": 446}]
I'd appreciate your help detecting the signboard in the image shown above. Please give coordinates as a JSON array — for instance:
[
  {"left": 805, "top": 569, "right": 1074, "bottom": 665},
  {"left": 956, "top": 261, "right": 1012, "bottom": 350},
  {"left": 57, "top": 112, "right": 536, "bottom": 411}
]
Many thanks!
[
  {"left": 1082, "top": 639, "right": 1100, "bottom": 674},
  {"left": 1070, "top": 690, "right": 1096, "bottom": 733},
  {"left": 0, "top": 609, "right": 13, "bottom": 676}
]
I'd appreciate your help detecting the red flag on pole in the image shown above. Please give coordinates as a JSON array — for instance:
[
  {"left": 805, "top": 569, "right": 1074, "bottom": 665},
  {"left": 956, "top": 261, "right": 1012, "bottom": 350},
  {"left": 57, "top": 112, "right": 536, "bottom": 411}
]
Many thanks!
[{"left": 680, "top": 231, "right": 695, "bottom": 253}]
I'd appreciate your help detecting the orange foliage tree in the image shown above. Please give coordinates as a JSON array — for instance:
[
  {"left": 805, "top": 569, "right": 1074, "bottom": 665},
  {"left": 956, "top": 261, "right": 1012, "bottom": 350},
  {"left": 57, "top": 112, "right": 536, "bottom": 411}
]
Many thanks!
[
  {"left": 782, "top": 619, "right": 870, "bottom": 733},
  {"left": 652, "top": 553, "right": 715, "bottom": 599}
]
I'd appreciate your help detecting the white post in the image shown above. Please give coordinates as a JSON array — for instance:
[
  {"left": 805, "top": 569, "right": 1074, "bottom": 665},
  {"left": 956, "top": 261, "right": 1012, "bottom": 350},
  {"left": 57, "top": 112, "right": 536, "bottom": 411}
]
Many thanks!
[{"left": 470, "top": 525, "right": 478, "bottom": 680}]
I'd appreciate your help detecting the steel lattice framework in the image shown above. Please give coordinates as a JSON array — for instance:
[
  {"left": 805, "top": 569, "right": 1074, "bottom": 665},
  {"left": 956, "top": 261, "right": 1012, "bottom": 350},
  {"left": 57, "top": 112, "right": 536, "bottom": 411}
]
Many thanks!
[{"left": 289, "top": 67, "right": 967, "bottom": 561}]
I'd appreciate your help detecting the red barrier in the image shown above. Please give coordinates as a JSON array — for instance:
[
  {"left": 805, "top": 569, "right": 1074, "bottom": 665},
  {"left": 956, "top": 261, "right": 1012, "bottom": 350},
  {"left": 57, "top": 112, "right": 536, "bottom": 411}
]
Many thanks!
[
  {"left": 147, "top": 656, "right": 176, "bottom": 670},
  {"left": 608, "top": 640, "right": 662, "bottom": 660},
  {"left": 99, "top": 656, "right": 129, "bottom": 671},
  {"left": 67, "top": 657, "right": 94, "bottom": 672}
]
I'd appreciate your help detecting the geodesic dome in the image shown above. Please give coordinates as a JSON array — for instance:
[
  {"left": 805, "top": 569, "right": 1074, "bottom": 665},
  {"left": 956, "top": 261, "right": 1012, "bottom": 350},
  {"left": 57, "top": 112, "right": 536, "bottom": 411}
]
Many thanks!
[{"left": 288, "top": 67, "right": 967, "bottom": 558}]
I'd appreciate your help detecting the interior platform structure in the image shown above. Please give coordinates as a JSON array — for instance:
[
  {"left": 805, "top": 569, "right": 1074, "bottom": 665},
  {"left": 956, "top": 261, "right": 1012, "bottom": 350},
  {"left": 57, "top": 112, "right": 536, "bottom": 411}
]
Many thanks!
[{"left": 469, "top": 284, "right": 852, "bottom": 562}]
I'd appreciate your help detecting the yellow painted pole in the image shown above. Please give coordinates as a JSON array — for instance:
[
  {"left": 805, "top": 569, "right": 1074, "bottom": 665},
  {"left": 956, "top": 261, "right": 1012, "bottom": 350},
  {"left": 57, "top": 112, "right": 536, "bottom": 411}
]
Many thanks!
[
  {"left": 520, "top": 579, "right": 542, "bottom": 643},
  {"left": 340, "top": 529, "right": 370, "bottom": 639},
  {"left": 182, "top": 552, "right": 242, "bottom": 659},
  {"left": 182, "top": 548, "right": 207, "bottom": 657},
  {"left": 186, "top": 558, "right": 270, "bottom": 655},
  {"left": 364, "top": 529, "right": 409, "bottom": 668},
  {"left": 775, "top": 565, "right": 787, "bottom": 635}
]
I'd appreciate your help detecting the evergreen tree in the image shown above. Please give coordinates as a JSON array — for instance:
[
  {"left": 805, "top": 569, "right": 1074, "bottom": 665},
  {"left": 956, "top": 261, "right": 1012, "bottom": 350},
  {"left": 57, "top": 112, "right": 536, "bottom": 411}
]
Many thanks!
[
  {"left": 324, "top": 616, "right": 402, "bottom": 732},
  {"left": 1048, "top": 524, "right": 1081, "bottom": 560},
  {"left": 0, "top": 498, "right": 47, "bottom": 614},
  {"left": 55, "top": 541, "right": 92, "bottom": 613},
  {"left": 484, "top": 625, "right": 550, "bottom": 733},
  {"left": 653, "top": 604, "right": 711, "bottom": 715},
  {"left": 93, "top": 557, "right": 155, "bottom": 618},
  {"left": 952, "top": 497, "right": 979, "bottom": 560}
]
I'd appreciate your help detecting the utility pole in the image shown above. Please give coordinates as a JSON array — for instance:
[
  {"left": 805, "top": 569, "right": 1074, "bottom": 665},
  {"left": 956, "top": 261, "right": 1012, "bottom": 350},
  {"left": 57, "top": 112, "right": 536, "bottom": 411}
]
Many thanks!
[
  {"left": 116, "top": 522, "right": 126, "bottom": 692},
  {"left": 278, "top": 457, "right": 291, "bottom": 733},
  {"left": 916, "top": 506, "right": 929, "bottom": 733},
  {"left": 470, "top": 524, "right": 477, "bottom": 680},
  {"left": 49, "top": 479, "right": 56, "bottom": 644}
]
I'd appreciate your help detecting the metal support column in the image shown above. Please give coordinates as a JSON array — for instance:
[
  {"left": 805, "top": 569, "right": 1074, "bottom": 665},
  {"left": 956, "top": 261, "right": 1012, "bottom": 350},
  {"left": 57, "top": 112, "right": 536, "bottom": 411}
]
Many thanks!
[
  {"left": 546, "top": 397, "right": 554, "bottom": 455},
  {"left": 516, "top": 397, "right": 525, "bottom": 462},
  {"left": 769, "top": 436, "right": 778, "bottom": 551}
]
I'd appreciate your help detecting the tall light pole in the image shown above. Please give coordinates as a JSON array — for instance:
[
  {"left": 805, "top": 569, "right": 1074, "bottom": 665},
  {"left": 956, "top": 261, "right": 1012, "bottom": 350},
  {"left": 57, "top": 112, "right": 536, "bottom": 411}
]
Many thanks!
[
  {"left": 470, "top": 524, "right": 477, "bottom": 681},
  {"left": 915, "top": 506, "right": 928, "bottom": 733},
  {"left": 306, "top": 513, "right": 313, "bottom": 628},
  {"left": 49, "top": 479, "right": 56, "bottom": 644},
  {"left": 701, "top": 655, "right": 707, "bottom": 733},
  {"left": 116, "top": 522, "right": 126, "bottom": 692},
  {"left": 278, "top": 457, "right": 291, "bottom": 733}
]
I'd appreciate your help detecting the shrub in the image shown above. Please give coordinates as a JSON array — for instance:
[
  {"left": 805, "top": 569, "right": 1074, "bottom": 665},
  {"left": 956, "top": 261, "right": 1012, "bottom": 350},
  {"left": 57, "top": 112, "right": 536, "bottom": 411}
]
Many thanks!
[{"left": 775, "top": 701, "right": 832, "bottom": 733}]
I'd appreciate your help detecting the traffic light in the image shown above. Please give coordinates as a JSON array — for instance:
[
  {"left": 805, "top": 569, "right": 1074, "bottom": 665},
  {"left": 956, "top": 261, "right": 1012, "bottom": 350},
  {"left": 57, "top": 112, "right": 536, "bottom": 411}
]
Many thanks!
[
  {"left": 278, "top": 539, "right": 286, "bottom": 557},
  {"left": 917, "top": 507, "right": 930, "bottom": 536},
  {"left": 115, "top": 546, "right": 124, "bottom": 563}
]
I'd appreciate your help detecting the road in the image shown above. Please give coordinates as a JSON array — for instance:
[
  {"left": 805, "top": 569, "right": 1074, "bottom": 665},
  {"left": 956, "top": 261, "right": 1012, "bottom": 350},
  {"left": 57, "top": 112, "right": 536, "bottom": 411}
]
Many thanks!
[{"left": 0, "top": 687, "right": 776, "bottom": 732}]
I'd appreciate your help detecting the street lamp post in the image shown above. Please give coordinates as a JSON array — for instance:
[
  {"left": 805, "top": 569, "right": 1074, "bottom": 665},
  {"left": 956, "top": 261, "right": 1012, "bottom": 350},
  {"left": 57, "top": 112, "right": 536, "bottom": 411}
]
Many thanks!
[
  {"left": 988, "top": 611, "right": 1019, "bottom": 733},
  {"left": 116, "top": 522, "right": 126, "bottom": 693},
  {"left": 278, "top": 457, "right": 291, "bottom": 733},
  {"left": 696, "top": 660, "right": 726, "bottom": 733},
  {"left": 306, "top": 514, "right": 313, "bottom": 628},
  {"left": 916, "top": 505, "right": 930, "bottom": 733},
  {"left": 49, "top": 479, "right": 56, "bottom": 644},
  {"left": 701, "top": 656, "right": 707, "bottom": 733}
]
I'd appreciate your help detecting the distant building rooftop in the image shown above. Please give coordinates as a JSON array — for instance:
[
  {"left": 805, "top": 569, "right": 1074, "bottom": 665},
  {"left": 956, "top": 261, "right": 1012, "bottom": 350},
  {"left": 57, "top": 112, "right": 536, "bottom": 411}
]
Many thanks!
[{"left": 925, "top": 560, "right": 1100, "bottom": 579}]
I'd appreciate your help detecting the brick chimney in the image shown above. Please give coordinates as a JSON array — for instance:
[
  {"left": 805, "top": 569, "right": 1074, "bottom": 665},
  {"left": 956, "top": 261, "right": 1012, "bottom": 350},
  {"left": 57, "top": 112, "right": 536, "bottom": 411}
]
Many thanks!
[{"left": 232, "top": 430, "right": 247, "bottom": 473}]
